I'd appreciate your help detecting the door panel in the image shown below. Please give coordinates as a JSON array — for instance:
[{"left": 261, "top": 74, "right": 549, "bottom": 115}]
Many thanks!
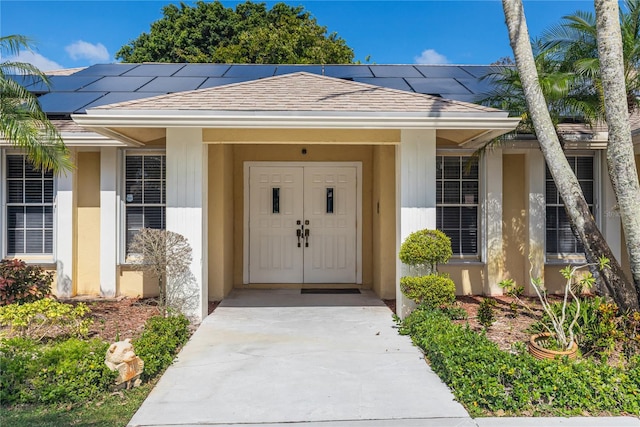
[
  {"left": 249, "top": 167, "right": 303, "bottom": 283},
  {"left": 248, "top": 165, "right": 357, "bottom": 284},
  {"left": 304, "top": 167, "right": 357, "bottom": 283}
]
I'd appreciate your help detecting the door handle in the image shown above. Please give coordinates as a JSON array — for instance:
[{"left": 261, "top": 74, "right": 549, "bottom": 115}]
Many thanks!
[
  {"left": 296, "top": 228, "right": 302, "bottom": 247},
  {"left": 304, "top": 228, "right": 310, "bottom": 247}
]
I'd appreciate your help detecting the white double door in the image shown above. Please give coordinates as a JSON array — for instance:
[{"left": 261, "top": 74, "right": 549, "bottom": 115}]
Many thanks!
[{"left": 249, "top": 165, "right": 357, "bottom": 283}]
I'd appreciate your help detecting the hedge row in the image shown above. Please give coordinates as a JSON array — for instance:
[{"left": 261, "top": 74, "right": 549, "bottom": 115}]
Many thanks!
[{"left": 400, "top": 307, "right": 640, "bottom": 417}]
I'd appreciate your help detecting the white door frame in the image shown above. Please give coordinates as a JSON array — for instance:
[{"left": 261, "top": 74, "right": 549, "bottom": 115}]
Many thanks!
[{"left": 243, "top": 161, "right": 363, "bottom": 284}]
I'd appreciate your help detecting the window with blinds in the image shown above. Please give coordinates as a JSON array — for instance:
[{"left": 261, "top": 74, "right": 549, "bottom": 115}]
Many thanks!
[
  {"left": 436, "top": 156, "right": 479, "bottom": 256},
  {"left": 124, "top": 154, "right": 166, "bottom": 252},
  {"left": 5, "top": 155, "right": 54, "bottom": 255},
  {"left": 545, "top": 156, "right": 594, "bottom": 255}
]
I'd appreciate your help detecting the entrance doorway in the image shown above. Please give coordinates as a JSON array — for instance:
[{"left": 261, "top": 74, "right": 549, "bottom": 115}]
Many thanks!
[{"left": 247, "top": 164, "right": 359, "bottom": 284}]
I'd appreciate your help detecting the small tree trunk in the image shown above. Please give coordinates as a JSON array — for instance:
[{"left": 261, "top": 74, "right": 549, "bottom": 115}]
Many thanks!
[
  {"left": 502, "top": 0, "right": 640, "bottom": 311},
  {"left": 594, "top": 0, "right": 640, "bottom": 301}
]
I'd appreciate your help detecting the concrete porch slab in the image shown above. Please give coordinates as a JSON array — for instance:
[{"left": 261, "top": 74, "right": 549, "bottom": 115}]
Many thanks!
[{"left": 128, "top": 289, "right": 470, "bottom": 426}]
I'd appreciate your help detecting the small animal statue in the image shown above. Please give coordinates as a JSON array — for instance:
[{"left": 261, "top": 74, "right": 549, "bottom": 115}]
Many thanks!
[{"left": 105, "top": 338, "right": 145, "bottom": 389}]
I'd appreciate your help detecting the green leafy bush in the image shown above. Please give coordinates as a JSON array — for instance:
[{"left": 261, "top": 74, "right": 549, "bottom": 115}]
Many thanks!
[
  {"left": 0, "top": 337, "right": 116, "bottom": 404},
  {"left": 0, "top": 298, "right": 92, "bottom": 341},
  {"left": 478, "top": 298, "right": 496, "bottom": 329},
  {"left": 400, "top": 273, "right": 455, "bottom": 308},
  {"left": 400, "top": 307, "right": 640, "bottom": 417},
  {"left": 399, "top": 229, "right": 452, "bottom": 272},
  {"left": 134, "top": 315, "right": 190, "bottom": 381},
  {"left": 0, "top": 259, "right": 53, "bottom": 306}
]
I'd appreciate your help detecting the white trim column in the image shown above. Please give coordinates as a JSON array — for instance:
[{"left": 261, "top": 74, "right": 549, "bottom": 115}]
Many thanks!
[
  {"left": 166, "top": 128, "right": 208, "bottom": 321},
  {"left": 525, "top": 149, "right": 545, "bottom": 294},
  {"left": 100, "top": 147, "right": 118, "bottom": 297},
  {"left": 484, "top": 148, "right": 503, "bottom": 294},
  {"left": 56, "top": 151, "right": 75, "bottom": 297},
  {"left": 396, "top": 129, "right": 436, "bottom": 318}
]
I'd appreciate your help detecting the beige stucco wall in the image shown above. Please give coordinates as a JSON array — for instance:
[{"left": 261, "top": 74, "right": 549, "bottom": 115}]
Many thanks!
[
  {"left": 502, "top": 154, "right": 526, "bottom": 287},
  {"left": 118, "top": 267, "right": 159, "bottom": 297},
  {"left": 440, "top": 264, "right": 485, "bottom": 295},
  {"left": 372, "top": 145, "right": 397, "bottom": 299},
  {"left": 208, "top": 144, "right": 235, "bottom": 301},
  {"left": 75, "top": 152, "right": 101, "bottom": 295}
]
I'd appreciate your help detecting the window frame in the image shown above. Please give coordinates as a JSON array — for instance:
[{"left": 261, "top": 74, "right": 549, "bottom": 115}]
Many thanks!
[
  {"left": 435, "top": 153, "right": 482, "bottom": 261},
  {"left": 1, "top": 151, "right": 56, "bottom": 262},
  {"left": 544, "top": 152, "right": 598, "bottom": 262},
  {"left": 119, "top": 149, "right": 167, "bottom": 264}
]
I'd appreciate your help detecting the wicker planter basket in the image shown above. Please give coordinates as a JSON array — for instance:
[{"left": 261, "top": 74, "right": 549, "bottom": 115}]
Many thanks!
[{"left": 528, "top": 332, "right": 578, "bottom": 360}]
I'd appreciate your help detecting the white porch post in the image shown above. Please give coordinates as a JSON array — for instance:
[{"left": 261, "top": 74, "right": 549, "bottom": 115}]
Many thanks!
[
  {"left": 601, "top": 151, "right": 622, "bottom": 264},
  {"left": 525, "top": 149, "right": 546, "bottom": 294},
  {"left": 56, "top": 151, "right": 75, "bottom": 297},
  {"left": 166, "top": 128, "right": 208, "bottom": 321},
  {"left": 484, "top": 148, "right": 504, "bottom": 294},
  {"left": 396, "top": 129, "right": 437, "bottom": 318},
  {"left": 100, "top": 147, "right": 118, "bottom": 297}
]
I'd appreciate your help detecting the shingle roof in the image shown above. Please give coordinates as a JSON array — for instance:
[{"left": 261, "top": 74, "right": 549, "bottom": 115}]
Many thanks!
[{"left": 92, "top": 72, "right": 502, "bottom": 115}]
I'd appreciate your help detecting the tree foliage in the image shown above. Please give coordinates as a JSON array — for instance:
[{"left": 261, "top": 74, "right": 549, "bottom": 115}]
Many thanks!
[
  {"left": 0, "top": 35, "right": 72, "bottom": 173},
  {"left": 116, "top": 1, "right": 354, "bottom": 64}
]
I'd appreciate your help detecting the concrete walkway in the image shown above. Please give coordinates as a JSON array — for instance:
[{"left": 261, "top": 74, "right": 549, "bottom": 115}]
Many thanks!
[{"left": 128, "top": 289, "right": 640, "bottom": 427}]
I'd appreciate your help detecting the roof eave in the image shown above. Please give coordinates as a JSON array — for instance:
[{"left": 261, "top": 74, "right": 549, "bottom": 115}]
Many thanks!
[{"left": 73, "top": 112, "right": 519, "bottom": 132}]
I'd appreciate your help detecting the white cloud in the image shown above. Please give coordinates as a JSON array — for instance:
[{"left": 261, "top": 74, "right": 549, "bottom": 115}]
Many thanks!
[
  {"left": 4, "top": 51, "right": 64, "bottom": 71},
  {"left": 414, "top": 49, "right": 449, "bottom": 65},
  {"left": 65, "top": 40, "right": 110, "bottom": 62}
]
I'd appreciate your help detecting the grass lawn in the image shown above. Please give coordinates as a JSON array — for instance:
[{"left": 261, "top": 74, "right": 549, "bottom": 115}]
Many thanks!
[{"left": 0, "top": 383, "right": 152, "bottom": 427}]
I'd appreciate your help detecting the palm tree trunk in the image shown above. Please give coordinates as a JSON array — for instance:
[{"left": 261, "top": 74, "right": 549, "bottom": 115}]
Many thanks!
[
  {"left": 594, "top": 0, "right": 640, "bottom": 302},
  {"left": 502, "top": 0, "right": 639, "bottom": 311}
]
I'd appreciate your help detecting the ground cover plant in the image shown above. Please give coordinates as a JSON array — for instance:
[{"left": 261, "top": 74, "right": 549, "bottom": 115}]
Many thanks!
[
  {"left": 400, "top": 305, "right": 640, "bottom": 417},
  {"left": 0, "top": 293, "right": 194, "bottom": 427}
]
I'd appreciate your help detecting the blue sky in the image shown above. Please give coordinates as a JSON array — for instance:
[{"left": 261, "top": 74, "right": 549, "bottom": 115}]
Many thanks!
[{"left": 2, "top": 0, "right": 595, "bottom": 70}]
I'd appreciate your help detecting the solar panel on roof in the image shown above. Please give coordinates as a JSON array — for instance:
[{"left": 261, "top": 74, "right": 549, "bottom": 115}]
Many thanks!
[
  {"left": 275, "top": 65, "right": 324, "bottom": 75},
  {"left": 459, "top": 66, "right": 496, "bottom": 78},
  {"left": 72, "top": 64, "right": 138, "bottom": 76},
  {"left": 78, "top": 76, "right": 156, "bottom": 92},
  {"left": 82, "top": 92, "right": 166, "bottom": 110},
  {"left": 38, "top": 92, "right": 107, "bottom": 115},
  {"left": 138, "top": 77, "right": 207, "bottom": 92},
  {"left": 441, "top": 94, "right": 484, "bottom": 104},
  {"left": 8, "top": 75, "right": 50, "bottom": 93},
  {"left": 198, "top": 77, "right": 254, "bottom": 89},
  {"left": 223, "top": 65, "right": 277, "bottom": 78},
  {"left": 405, "top": 78, "right": 472, "bottom": 95},
  {"left": 122, "top": 64, "right": 186, "bottom": 77},
  {"left": 414, "top": 66, "right": 474, "bottom": 79},
  {"left": 173, "top": 64, "right": 230, "bottom": 77},
  {"left": 322, "top": 65, "right": 373, "bottom": 78},
  {"left": 353, "top": 77, "right": 413, "bottom": 92},
  {"left": 369, "top": 65, "right": 422, "bottom": 78},
  {"left": 46, "top": 76, "right": 102, "bottom": 91},
  {"left": 455, "top": 78, "right": 494, "bottom": 95}
]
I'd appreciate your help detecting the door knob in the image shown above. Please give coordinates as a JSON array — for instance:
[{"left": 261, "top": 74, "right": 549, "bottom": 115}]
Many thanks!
[
  {"left": 304, "top": 228, "right": 310, "bottom": 247},
  {"left": 296, "top": 228, "right": 302, "bottom": 247}
]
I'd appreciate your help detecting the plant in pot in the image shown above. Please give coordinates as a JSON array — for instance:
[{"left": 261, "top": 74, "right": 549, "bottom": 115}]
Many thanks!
[
  {"left": 500, "top": 257, "right": 610, "bottom": 360},
  {"left": 399, "top": 229, "right": 456, "bottom": 311}
]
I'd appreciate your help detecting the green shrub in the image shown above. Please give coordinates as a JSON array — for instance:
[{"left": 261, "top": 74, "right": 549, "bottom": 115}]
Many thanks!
[
  {"left": 400, "top": 307, "right": 640, "bottom": 416},
  {"left": 440, "top": 304, "right": 468, "bottom": 320},
  {"left": 0, "top": 298, "right": 92, "bottom": 341},
  {"left": 399, "top": 229, "right": 452, "bottom": 272},
  {"left": 400, "top": 273, "right": 455, "bottom": 308},
  {"left": 134, "top": 314, "right": 190, "bottom": 381},
  {"left": 0, "top": 259, "right": 53, "bottom": 306},
  {"left": 0, "top": 337, "right": 116, "bottom": 405},
  {"left": 478, "top": 298, "right": 496, "bottom": 329}
]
